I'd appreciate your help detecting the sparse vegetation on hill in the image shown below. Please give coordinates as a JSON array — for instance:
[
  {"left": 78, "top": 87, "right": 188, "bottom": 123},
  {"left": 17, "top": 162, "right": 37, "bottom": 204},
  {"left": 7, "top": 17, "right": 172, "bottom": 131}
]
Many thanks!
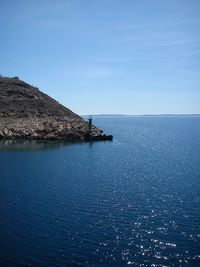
[{"left": 0, "top": 76, "right": 102, "bottom": 140}]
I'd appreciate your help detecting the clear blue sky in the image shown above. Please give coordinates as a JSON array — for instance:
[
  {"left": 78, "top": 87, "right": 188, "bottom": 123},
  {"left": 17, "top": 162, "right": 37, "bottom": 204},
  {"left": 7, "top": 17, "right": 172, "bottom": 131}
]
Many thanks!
[{"left": 0, "top": 0, "right": 200, "bottom": 115}]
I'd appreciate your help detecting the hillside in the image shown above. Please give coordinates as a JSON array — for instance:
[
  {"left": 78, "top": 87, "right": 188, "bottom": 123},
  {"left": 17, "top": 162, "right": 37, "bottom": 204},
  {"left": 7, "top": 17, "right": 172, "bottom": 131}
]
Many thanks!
[{"left": 0, "top": 76, "right": 104, "bottom": 140}]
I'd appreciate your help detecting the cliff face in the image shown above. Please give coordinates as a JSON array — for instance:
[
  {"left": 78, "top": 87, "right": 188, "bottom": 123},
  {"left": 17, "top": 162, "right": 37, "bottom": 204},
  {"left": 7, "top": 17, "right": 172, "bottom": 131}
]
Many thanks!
[{"left": 0, "top": 77, "right": 101, "bottom": 140}]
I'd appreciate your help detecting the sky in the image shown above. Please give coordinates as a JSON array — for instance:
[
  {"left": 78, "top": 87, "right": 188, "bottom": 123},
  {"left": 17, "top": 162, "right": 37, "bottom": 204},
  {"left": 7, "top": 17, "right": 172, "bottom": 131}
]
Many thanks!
[{"left": 0, "top": 0, "right": 200, "bottom": 115}]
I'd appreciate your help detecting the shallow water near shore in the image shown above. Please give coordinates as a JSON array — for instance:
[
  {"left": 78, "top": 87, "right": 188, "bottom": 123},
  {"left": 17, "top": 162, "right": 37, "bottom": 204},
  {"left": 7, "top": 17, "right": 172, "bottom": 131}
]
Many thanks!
[{"left": 0, "top": 116, "right": 200, "bottom": 266}]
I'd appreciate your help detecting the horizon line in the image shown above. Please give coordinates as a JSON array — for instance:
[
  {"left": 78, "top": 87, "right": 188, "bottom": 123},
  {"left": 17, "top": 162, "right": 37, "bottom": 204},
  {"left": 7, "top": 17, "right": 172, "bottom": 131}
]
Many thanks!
[{"left": 81, "top": 113, "right": 200, "bottom": 117}]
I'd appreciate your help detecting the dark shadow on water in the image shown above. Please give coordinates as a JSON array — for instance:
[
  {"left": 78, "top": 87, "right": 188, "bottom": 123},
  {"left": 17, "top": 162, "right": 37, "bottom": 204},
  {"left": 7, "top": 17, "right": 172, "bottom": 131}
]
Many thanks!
[{"left": 0, "top": 139, "right": 82, "bottom": 151}]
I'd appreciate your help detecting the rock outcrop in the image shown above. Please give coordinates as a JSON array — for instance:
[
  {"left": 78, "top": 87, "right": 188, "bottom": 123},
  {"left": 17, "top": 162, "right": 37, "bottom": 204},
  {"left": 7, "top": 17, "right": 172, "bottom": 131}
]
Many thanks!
[{"left": 0, "top": 76, "right": 106, "bottom": 140}]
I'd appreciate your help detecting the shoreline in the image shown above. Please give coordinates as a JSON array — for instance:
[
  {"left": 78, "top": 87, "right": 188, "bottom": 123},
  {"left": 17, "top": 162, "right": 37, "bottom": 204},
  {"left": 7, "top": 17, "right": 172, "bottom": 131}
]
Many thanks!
[{"left": 0, "top": 134, "right": 113, "bottom": 142}]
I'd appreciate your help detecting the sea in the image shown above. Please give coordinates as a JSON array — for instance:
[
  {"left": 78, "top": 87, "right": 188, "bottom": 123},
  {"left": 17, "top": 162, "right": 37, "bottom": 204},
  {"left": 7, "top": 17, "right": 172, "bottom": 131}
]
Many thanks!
[{"left": 0, "top": 116, "right": 200, "bottom": 267}]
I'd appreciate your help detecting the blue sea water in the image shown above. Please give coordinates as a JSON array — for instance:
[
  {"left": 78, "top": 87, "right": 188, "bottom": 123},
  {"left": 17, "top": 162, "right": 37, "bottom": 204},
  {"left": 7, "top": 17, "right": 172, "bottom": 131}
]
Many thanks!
[{"left": 0, "top": 116, "right": 200, "bottom": 267}]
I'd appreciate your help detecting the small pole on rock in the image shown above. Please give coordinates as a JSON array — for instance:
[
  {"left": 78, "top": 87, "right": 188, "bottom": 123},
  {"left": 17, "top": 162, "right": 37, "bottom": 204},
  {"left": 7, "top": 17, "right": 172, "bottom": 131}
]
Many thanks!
[{"left": 88, "top": 115, "right": 92, "bottom": 135}]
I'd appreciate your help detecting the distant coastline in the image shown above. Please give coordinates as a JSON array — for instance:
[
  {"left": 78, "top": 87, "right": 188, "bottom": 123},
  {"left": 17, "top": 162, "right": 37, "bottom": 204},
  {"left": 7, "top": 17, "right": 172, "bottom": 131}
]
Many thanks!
[{"left": 83, "top": 114, "right": 200, "bottom": 117}]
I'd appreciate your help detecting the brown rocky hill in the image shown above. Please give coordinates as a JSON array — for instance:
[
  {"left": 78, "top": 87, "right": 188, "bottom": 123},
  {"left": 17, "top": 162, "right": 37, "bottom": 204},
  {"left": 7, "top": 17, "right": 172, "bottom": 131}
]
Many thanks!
[{"left": 0, "top": 76, "right": 102, "bottom": 140}]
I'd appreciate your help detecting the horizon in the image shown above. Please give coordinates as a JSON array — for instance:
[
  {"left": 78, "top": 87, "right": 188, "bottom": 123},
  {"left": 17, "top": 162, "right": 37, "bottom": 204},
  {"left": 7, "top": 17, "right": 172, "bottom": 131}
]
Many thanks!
[
  {"left": 0, "top": 0, "right": 200, "bottom": 115},
  {"left": 82, "top": 113, "right": 200, "bottom": 116}
]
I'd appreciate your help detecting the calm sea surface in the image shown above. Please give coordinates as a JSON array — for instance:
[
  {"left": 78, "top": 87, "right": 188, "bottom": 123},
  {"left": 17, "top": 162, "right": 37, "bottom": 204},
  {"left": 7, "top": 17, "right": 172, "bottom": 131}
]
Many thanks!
[{"left": 0, "top": 116, "right": 200, "bottom": 267}]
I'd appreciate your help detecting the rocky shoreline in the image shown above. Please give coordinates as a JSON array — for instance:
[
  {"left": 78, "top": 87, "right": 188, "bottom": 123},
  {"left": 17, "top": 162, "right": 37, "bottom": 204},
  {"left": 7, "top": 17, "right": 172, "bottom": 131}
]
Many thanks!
[{"left": 0, "top": 77, "right": 112, "bottom": 141}]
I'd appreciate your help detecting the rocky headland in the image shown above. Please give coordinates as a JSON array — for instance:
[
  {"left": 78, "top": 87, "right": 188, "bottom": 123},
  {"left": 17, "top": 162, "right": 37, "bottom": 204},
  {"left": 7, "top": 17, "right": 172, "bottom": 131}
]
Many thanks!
[{"left": 0, "top": 76, "right": 112, "bottom": 141}]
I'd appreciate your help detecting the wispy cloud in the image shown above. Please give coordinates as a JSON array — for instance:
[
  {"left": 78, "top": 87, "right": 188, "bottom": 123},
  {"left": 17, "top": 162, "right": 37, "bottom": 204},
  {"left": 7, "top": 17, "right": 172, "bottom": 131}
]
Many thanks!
[
  {"left": 92, "top": 56, "right": 138, "bottom": 64},
  {"left": 49, "top": 64, "right": 116, "bottom": 81},
  {"left": 83, "top": 66, "right": 114, "bottom": 78}
]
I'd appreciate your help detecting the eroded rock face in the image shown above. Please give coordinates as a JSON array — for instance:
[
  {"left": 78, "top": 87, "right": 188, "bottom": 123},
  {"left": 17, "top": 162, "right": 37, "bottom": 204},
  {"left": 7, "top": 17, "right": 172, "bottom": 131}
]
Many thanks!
[{"left": 0, "top": 77, "right": 101, "bottom": 140}]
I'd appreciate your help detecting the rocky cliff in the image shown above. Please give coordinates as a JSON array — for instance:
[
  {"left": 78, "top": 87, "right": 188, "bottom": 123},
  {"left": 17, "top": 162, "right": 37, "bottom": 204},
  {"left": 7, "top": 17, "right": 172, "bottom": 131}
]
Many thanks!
[{"left": 0, "top": 76, "right": 103, "bottom": 140}]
